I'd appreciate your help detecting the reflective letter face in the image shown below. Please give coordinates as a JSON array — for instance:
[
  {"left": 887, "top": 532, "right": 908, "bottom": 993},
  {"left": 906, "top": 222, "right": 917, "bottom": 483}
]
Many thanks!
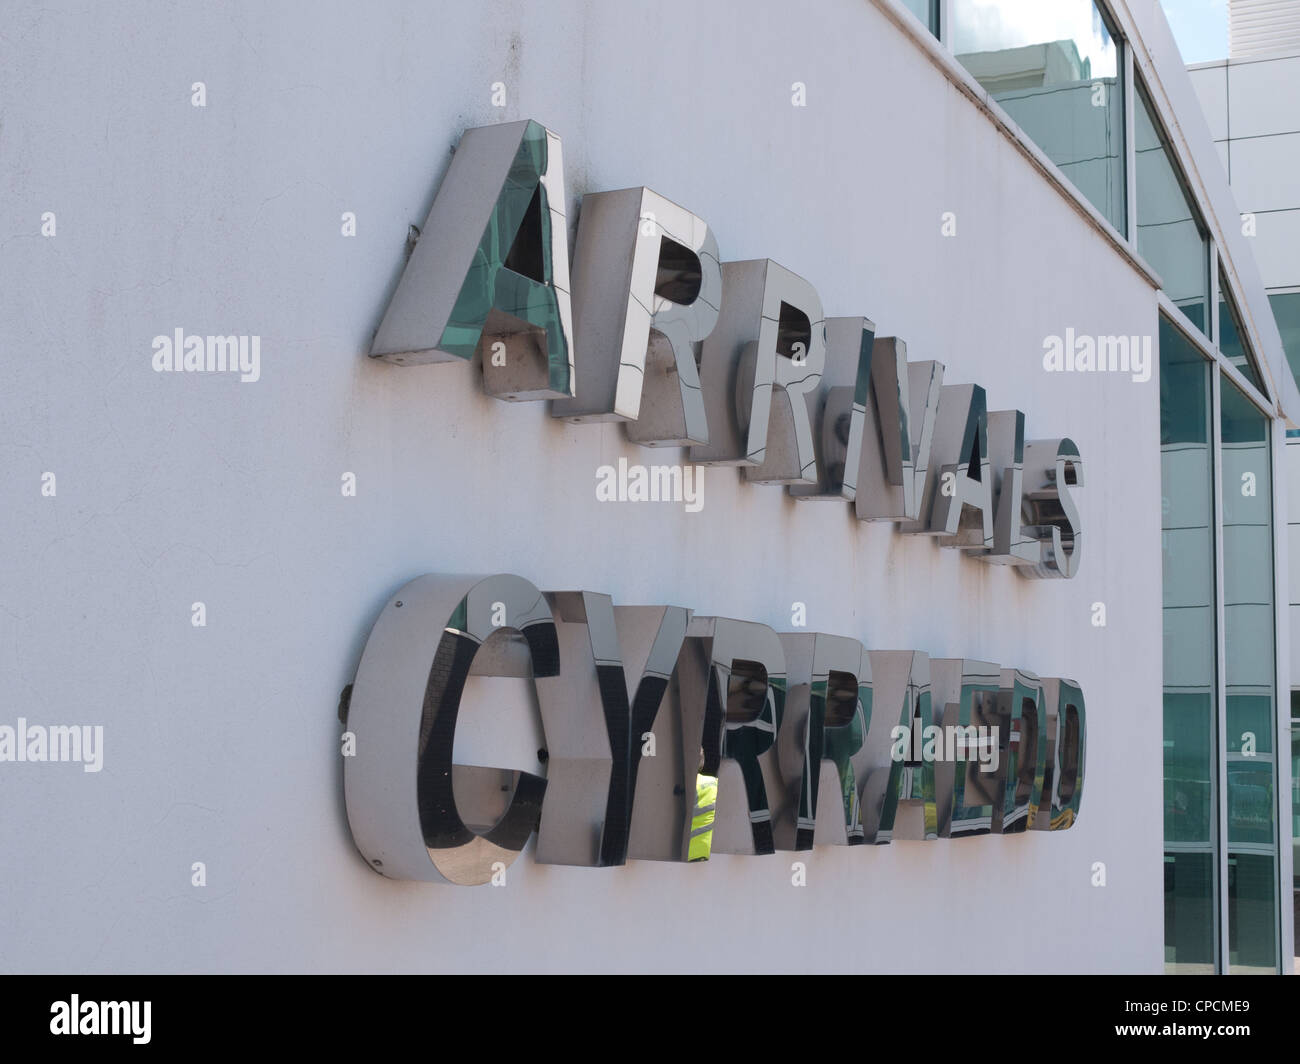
[
  {"left": 905, "top": 384, "right": 994, "bottom": 547},
  {"left": 996, "top": 669, "right": 1048, "bottom": 835},
  {"left": 676, "top": 618, "right": 787, "bottom": 855},
  {"left": 553, "top": 188, "right": 721, "bottom": 446},
  {"left": 344, "top": 575, "right": 1089, "bottom": 881},
  {"left": 690, "top": 259, "right": 826, "bottom": 484},
  {"left": 1020, "top": 439, "right": 1084, "bottom": 579},
  {"left": 981, "top": 410, "right": 1041, "bottom": 566},
  {"left": 931, "top": 659, "right": 1001, "bottom": 838},
  {"left": 775, "top": 633, "right": 871, "bottom": 848},
  {"left": 790, "top": 317, "right": 876, "bottom": 502},
  {"left": 1036, "top": 678, "right": 1086, "bottom": 829},
  {"left": 344, "top": 574, "right": 560, "bottom": 885},
  {"left": 370, "top": 120, "right": 575, "bottom": 401},
  {"left": 861, "top": 650, "right": 937, "bottom": 843},
  {"left": 533, "top": 593, "right": 691, "bottom": 867},
  {"left": 842, "top": 339, "right": 944, "bottom": 523}
]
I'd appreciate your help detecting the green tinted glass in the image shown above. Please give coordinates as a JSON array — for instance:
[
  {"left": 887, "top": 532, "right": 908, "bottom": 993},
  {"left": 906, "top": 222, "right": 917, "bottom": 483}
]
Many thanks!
[
  {"left": 1218, "top": 270, "right": 1265, "bottom": 392},
  {"left": 900, "top": 0, "right": 939, "bottom": 35},
  {"left": 1136, "top": 81, "right": 1209, "bottom": 333},
  {"left": 1291, "top": 724, "right": 1299, "bottom": 890},
  {"left": 1220, "top": 379, "right": 1279, "bottom": 971},
  {"left": 1268, "top": 292, "right": 1300, "bottom": 390},
  {"left": 950, "top": 0, "right": 1126, "bottom": 233},
  {"left": 1160, "top": 317, "right": 1218, "bottom": 971},
  {"left": 1228, "top": 853, "right": 1278, "bottom": 974},
  {"left": 1164, "top": 853, "right": 1216, "bottom": 974},
  {"left": 1164, "top": 694, "right": 1214, "bottom": 844}
]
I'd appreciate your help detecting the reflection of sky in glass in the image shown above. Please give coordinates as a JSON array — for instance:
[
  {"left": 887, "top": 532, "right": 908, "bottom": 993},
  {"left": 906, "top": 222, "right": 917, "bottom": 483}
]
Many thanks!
[{"left": 951, "top": 0, "right": 1118, "bottom": 77}]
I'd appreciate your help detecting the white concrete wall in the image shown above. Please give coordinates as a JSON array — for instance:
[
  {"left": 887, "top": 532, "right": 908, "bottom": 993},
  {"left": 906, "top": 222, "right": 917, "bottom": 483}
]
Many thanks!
[{"left": 0, "top": 0, "right": 1164, "bottom": 972}]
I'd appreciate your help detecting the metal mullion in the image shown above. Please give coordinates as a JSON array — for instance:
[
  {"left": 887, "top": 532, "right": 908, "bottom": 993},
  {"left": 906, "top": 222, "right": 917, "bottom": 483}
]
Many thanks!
[
  {"left": 1211, "top": 365, "right": 1230, "bottom": 974},
  {"left": 1124, "top": 42, "right": 1136, "bottom": 243},
  {"left": 1210, "top": 238, "right": 1220, "bottom": 345},
  {"left": 1270, "top": 423, "right": 1293, "bottom": 972}
]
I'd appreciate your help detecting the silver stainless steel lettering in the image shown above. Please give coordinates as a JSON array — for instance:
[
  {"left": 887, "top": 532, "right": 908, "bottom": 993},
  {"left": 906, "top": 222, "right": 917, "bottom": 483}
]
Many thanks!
[
  {"left": 367, "top": 118, "right": 1084, "bottom": 566},
  {"left": 553, "top": 187, "right": 721, "bottom": 446},
  {"left": 343, "top": 576, "right": 1088, "bottom": 883},
  {"left": 348, "top": 118, "right": 1091, "bottom": 884}
]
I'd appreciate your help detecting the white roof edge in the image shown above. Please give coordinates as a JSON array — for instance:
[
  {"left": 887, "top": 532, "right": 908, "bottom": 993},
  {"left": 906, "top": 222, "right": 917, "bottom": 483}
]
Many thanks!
[{"left": 1117, "top": 0, "right": 1300, "bottom": 426}]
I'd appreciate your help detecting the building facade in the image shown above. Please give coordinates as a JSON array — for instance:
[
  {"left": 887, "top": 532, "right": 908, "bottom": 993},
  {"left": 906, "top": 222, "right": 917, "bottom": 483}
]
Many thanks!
[
  {"left": 0, "top": 0, "right": 1294, "bottom": 973},
  {"left": 1189, "top": 25, "right": 1300, "bottom": 972}
]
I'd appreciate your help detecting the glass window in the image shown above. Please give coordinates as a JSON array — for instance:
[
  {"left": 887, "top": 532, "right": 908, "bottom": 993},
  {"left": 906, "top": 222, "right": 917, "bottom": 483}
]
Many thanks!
[
  {"left": 1291, "top": 719, "right": 1299, "bottom": 894},
  {"left": 1165, "top": 854, "right": 1217, "bottom": 974},
  {"left": 1228, "top": 853, "right": 1278, "bottom": 974},
  {"left": 901, "top": 0, "right": 939, "bottom": 36},
  {"left": 950, "top": 0, "right": 1126, "bottom": 233},
  {"left": 1135, "top": 78, "right": 1210, "bottom": 334},
  {"left": 1218, "top": 268, "right": 1265, "bottom": 392},
  {"left": 1219, "top": 378, "right": 1279, "bottom": 973},
  {"left": 1160, "top": 316, "right": 1218, "bottom": 972},
  {"left": 1268, "top": 291, "right": 1300, "bottom": 389}
]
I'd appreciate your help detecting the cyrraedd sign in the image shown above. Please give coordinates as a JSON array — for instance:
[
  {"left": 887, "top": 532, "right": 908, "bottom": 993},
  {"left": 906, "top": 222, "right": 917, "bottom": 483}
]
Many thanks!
[{"left": 342, "top": 573, "right": 1085, "bottom": 886}]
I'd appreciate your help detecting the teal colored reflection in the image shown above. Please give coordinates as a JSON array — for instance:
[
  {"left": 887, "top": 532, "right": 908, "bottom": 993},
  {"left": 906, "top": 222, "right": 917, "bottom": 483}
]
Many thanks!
[
  {"left": 1291, "top": 723, "right": 1299, "bottom": 891},
  {"left": 1227, "top": 762, "right": 1274, "bottom": 845},
  {"left": 1267, "top": 291, "right": 1300, "bottom": 388},
  {"left": 900, "top": 0, "right": 939, "bottom": 35},
  {"left": 439, "top": 120, "right": 571, "bottom": 394},
  {"left": 878, "top": 687, "right": 937, "bottom": 842},
  {"left": 1226, "top": 694, "right": 1273, "bottom": 755},
  {"left": 1159, "top": 316, "right": 1219, "bottom": 971},
  {"left": 951, "top": 0, "right": 1126, "bottom": 234},
  {"left": 1137, "top": 83, "right": 1209, "bottom": 333},
  {"left": 947, "top": 677, "right": 1001, "bottom": 838},
  {"left": 1000, "top": 677, "right": 1047, "bottom": 833},
  {"left": 1163, "top": 693, "right": 1213, "bottom": 844},
  {"left": 1228, "top": 853, "right": 1278, "bottom": 974},
  {"left": 720, "top": 668, "right": 785, "bottom": 854},
  {"left": 1047, "top": 683, "right": 1086, "bottom": 829},
  {"left": 1165, "top": 852, "right": 1216, "bottom": 974},
  {"left": 801, "top": 672, "right": 870, "bottom": 845},
  {"left": 1218, "top": 272, "right": 1265, "bottom": 392}
]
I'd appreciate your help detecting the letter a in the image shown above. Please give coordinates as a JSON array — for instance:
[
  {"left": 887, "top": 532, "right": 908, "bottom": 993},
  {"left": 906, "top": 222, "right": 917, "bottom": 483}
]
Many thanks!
[{"left": 370, "top": 120, "right": 575, "bottom": 402}]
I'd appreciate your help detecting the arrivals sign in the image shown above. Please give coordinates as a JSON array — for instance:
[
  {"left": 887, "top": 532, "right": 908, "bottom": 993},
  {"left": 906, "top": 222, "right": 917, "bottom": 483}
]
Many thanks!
[{"left": 367, "top": 120, "right": 1083, "bottom": 577}]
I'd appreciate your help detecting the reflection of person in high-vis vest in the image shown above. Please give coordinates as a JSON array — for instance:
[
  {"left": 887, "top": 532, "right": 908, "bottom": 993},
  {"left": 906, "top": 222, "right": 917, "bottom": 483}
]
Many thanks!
[{"left": 688, "top": 773, "right": 718, "bottom": 862}]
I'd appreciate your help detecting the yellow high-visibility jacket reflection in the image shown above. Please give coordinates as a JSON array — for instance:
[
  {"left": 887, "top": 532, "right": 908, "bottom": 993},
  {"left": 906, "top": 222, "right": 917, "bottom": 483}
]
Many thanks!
[{"left": 688, "top": 774, "right": 718, "bottom": 862}]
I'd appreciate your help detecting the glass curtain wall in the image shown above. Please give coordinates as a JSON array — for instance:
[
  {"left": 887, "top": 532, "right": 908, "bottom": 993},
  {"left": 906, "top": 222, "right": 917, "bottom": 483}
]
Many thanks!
[
  {"left": 1160, "top": 316, "right": 1283, "bottom": 974},
  {"left": 1268, "top": 292, "right": 1300, "bottom": 384},
  {"left": 1220, "top": 382, "right": 1279, "bottom": 974},
  {"left": 950, "top": 0, "right": 1126, "bottom": 234},
  {"left": 1160, "top": 317, "right": 1218, "bottom": 973},
  {"left": 1218, "top": 269, "right": 1266, "bottom": 393},
  {"left": 1135, "top": 78, "right": 1210, "bottom": 334}
]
